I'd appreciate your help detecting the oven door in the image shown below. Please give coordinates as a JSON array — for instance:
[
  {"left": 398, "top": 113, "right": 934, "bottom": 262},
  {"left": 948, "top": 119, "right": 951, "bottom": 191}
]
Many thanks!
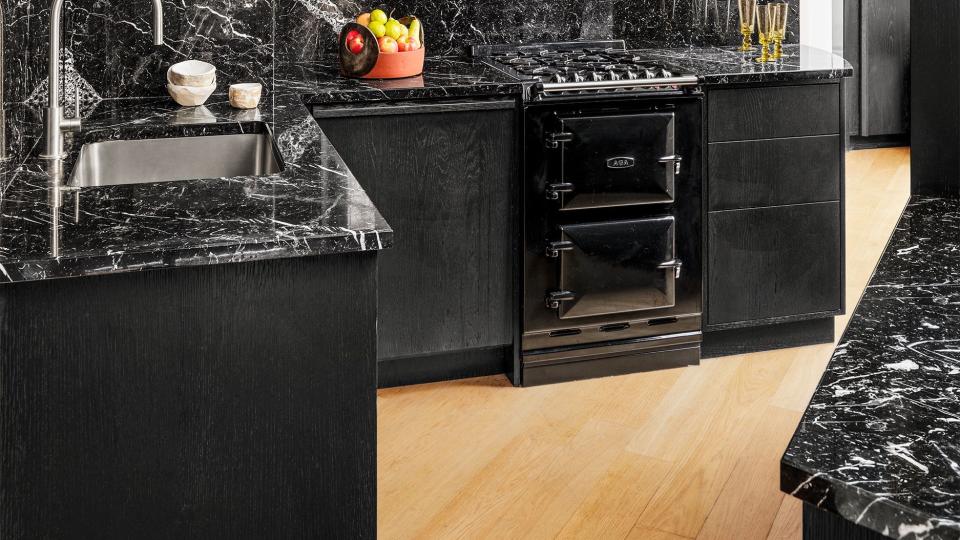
[
  {"left": 546, "top": 112, "right": 678, "bottom": 211},
  {"left": 545, "top": 217, "right": 680, "bottom": 320}
]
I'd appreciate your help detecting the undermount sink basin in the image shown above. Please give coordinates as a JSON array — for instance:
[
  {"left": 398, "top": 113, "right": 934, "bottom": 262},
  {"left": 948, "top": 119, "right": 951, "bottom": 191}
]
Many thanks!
[{"left": 69, "top": 133, "right": 283, "bottom": 187}]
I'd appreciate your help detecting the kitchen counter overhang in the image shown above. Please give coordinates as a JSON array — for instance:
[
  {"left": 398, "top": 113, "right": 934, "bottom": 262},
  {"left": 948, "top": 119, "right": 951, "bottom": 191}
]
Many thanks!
[{"left": 781, "top": 197, "right": 960, "bottom": 539}]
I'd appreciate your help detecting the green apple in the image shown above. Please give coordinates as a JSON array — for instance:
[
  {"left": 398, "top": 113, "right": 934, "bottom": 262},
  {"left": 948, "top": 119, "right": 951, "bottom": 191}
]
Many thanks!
[
  {"left": 370, "top": 9, "right": 388, "bottom": 23},
  {"left": 368, "top": 20, "right": 387, "bottom": 38}
]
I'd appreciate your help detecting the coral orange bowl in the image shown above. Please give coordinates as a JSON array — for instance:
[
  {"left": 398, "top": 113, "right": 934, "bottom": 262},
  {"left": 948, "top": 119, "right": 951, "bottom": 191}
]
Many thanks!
[{"left": 362, "top": 47, "right": 425, "bottom": 79}]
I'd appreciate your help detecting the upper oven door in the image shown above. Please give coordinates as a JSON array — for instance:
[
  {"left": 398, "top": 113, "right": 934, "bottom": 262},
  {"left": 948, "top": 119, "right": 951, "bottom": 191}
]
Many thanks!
[
  {"left": 546, "top": 111, "right": 678, "bottom": 211},
  {"left": 545, "top": 217, "right": 680, "bottom": 320}
]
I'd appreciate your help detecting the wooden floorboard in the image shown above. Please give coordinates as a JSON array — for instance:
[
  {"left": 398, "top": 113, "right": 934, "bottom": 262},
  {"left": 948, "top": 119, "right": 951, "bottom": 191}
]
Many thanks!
[{"left": 377, "top": 147, "right": 912, "bottom": 540}]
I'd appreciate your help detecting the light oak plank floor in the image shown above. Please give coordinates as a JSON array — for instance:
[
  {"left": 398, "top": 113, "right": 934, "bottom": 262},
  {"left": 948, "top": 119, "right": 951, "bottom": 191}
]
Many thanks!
[{"left": 377, "top": 147, "right": 912, "bottom": 540}]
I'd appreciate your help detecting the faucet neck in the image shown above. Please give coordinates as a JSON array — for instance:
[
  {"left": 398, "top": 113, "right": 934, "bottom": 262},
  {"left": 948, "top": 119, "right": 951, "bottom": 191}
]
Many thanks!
[{"left": 48, "top": 0, "right": 66, "bottom": 109}]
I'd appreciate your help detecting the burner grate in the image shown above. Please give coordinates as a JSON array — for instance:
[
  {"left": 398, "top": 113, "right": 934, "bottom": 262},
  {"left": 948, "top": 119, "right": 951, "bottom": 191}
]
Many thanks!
[{"left": 487, "top": 45, "right": 696, "bottom": 96}]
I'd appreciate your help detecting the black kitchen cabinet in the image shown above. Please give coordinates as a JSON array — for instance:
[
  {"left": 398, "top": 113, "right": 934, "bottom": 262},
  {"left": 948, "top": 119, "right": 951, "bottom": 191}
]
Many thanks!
[
  {"left": 911, "top": 0, "right": 960, "bottom": 196},
  {"left": 0, "top": 253, "right": 378, "bottom": 540},
  {"left": 314, "top": 99, "right": 518, "bottom": 385},
  {"left": 845, "top": 0, "right": 910, "bottom": 139},
  {"left": 707, "top": 203, "right": 843, "bottom": 326},
  {"left": 704, "top": 82, "right": 844, "bottom": 337}
]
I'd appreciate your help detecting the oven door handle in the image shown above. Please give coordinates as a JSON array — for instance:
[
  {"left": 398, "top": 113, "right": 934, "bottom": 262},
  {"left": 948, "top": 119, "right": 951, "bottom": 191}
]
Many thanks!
[
  {"left": 545, "top": 240, "right": 575, "bottom": 258},
  {"left": 658, "top": 154, "right": 683, "bottom": 175},
  {"left": 658, "top": 259, "right": 683, "bottom": 279},
  {"left": 546, "top": 290, "right": 577, "bottom": 310},
  {"left": 545, "top": 131, "right": 574, "bottom": 149},
  {"left": 546, "top": 182, "right": 575, "bottom": 200}
]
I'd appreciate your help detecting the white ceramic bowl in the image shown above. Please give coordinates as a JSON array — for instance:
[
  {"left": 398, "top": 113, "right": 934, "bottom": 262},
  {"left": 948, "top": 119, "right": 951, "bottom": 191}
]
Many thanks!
[
  {"left": 229, "top": 83, "right": 263, "bottom": 109},
  {"left": 167, "top": 82, "right": 217, "bottom": 107},
  {"left": 167, "top": 60, "right": 217, "bottom": 87}
]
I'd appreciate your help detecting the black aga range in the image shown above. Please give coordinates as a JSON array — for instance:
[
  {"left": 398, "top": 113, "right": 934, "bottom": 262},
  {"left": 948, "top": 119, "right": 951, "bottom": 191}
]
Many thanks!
[{"left": 475, "top": 41, "right": 704, "bottom": 386}]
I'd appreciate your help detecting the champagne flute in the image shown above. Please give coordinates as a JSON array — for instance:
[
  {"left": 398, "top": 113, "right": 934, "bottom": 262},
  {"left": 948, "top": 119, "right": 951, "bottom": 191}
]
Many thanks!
[
  {"left": 756, "top": 4, "right": 776, "bottom": 63},
  {"left": 772, "top": 3, "right": 789, "bottom": 60},
  {"left": 738, "top": 0, "right": 758, "bottom": 52}
]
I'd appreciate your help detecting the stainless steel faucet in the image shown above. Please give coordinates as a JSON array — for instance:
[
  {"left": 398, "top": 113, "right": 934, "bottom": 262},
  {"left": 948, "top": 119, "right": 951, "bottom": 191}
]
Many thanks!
[{"left": 43, "top": 0, "right": 164, "bottom": 159}]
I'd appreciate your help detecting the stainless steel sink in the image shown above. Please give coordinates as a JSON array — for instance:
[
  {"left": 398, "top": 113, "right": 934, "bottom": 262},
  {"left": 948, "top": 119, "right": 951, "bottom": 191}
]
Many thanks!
[{"left": 69, "top": 133, "right": 283, "bottom": 187}]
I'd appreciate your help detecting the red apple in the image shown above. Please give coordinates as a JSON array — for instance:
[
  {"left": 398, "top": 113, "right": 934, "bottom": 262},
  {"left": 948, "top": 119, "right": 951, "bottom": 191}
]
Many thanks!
[
  {"left": 397, "top": 36, "right": 412, "bottom": 52},
  {"left": 347, "top": 35, "right": 364, "bottom": 54},
  {"left": 346, "top": 29, "right": 361, "bottom": 42},
  {"left": 378, "top": 36, "right": 398, "bottom": 54}
]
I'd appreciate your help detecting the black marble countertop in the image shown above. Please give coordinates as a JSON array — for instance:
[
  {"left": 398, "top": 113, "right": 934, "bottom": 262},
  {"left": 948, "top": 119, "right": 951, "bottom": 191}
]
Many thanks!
[
  {"left": 0, "top": 58, "right": 524, "bottom": 284},
  {"left": 281, "top": 57, "right": 523, "bottom": 105},
  {"left": 782, "top": 197, "right": 960, "bottom": 539},
  {"left": 0, "top": 96, "right": 394, "bottom": 284},
  {"left": 631, "top": 43, "right": 852, "bottom": 85}
]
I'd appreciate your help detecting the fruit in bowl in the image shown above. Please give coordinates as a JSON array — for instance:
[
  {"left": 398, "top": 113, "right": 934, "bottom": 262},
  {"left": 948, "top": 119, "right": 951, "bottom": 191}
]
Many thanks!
[
  {"left": 353, "top": 7, "right": 424, "bottom": 54},
  {"left": 340, "top": 7, "right": 425, "bottom": 79}
]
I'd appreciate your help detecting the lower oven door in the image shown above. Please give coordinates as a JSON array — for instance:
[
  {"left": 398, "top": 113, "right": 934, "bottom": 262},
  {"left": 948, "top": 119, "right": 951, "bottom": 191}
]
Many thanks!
[{"left": 546, "top": 217, "right": 680, "bottom": 320}]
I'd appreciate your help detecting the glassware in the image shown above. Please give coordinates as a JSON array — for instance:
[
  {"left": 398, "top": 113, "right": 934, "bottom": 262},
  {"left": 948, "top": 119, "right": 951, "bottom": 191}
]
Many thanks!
[
  {"left": 738, "top": 0, "right": 758, "bottom": 52},
  {"left": 772, "top": 3, "right": 789, "bottom": 60},
  {"left": 755, "top": 4, "right": 776, "bottom": 63}
]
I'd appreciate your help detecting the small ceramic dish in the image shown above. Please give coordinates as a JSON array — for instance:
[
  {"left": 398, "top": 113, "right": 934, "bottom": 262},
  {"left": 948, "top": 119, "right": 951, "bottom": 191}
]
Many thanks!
[
  {"left": 167, "top": 82, "right": 217, "bottom": 107},
  {"left": 229, "top": 83, "right": 263, "bottom": 109},
  {"left": 167, "top": 60, "right": 217, "bottom": 87}
]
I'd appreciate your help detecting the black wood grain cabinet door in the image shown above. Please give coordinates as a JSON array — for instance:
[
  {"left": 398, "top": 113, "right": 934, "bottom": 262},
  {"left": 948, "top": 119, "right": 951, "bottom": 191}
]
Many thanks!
[
  {"left": 861, "top": 0, "right": 910, "bottom": 137},
  {"left": 315, "top": 100, "right": 517, "bottom": 360},
  {"left": 707, "top": 202, "right": 842, "bottom": 328}
]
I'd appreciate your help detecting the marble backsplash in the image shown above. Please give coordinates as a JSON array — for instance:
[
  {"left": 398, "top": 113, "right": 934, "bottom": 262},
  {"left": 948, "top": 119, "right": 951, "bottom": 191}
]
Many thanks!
[
  {"left": 3, "top": 0, "right": 275, "bottom": 104},
  {"left": 277, "top": 0, "right": 800, "bottom": 61},
  {"left": 3, "top": 0, "right": 799, "bottom": 103}
]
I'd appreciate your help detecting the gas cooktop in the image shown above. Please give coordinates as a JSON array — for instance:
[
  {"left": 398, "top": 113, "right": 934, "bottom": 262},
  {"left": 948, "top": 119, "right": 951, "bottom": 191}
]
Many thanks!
[{"left": 474, "top": 40, "right": 699, "bottom": 99}]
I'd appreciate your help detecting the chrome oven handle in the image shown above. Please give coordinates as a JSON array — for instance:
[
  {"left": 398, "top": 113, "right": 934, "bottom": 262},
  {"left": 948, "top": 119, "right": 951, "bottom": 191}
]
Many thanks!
[
  {"left": 658, "top": 154, "right": 683, "bottom": 175},
  {"left": 546, "top": 182, "right": 574, "bottom": 201},
  {"left": 658, "top": 259, "right": 683, "bottom": 279},
  {"left": 545, "top": 240, "right": 575, "bottom": 258},
  {"left": 546, "top": 290, "right": 576, "bottom": 310},
  {"left": 540, "top": 75, "right": 700, "bottom": 94}
]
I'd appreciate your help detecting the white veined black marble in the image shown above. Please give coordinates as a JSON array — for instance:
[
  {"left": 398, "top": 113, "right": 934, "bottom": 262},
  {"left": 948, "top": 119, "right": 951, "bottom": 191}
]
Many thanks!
[
  {"left": 0, "top": 91, "right": 392, "bottom": 283},
  {"left": 0, "top": 55, "right": 528, "bottom": 283},
  {"left": 1, "top": 0, "right": 801, "bottom": 104},
  {"left": 274, "top": 0, "right": 801, "bottom": 61},
  {"left": 782, "top": 197, "right": 960, "bottom": 540},
  {"left": 626, "top": 44, "right": 852, "bottom": 85}
]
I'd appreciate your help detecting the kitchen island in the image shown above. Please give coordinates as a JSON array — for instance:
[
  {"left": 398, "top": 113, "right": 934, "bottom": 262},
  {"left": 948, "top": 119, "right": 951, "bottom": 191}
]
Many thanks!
[
  {"left": 0, "top": 58, "right": 520, "bottom": 539},
  {"left": 782, "top": 197, "right": 960, "bottom": 539}
]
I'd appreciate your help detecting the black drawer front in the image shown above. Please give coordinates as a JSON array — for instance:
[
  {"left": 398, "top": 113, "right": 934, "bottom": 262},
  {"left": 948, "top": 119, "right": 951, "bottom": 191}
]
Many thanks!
[
  {"left": 708, "top": 84, "right": 841, "bottom": 142},
  {"left": 708, "top": 135, "right": 841, "bottom": 211},
  {"left": 707, "top": 202, "right": 842, "bottom": 327}
]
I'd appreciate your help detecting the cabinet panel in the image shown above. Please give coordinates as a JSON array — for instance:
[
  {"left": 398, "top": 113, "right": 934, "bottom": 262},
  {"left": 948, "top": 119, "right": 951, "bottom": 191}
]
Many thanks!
[
  {"left": 844, "top": 0, "right": 861, "bottom": 135},
  {"left": 707, "top": 203, "right": 842, "bottom": 327},
  {"left": 315, "top": 102, "right": 517, "bottom": 360},
  {"left": 861, "top": 0, "right": 910, "bottom": 136},
  {"left": 708, "top": 84, "right": 840, "bottom": 142},
  {"left": 708, "top": 136, "right": 841, "bottom": 210}
]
